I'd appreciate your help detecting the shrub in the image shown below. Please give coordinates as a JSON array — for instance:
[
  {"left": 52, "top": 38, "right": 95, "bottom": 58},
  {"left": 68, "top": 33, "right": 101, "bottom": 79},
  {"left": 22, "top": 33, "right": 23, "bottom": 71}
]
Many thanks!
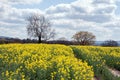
[{"left": 101, "top": 40, "right": 118, "bottom": 47}]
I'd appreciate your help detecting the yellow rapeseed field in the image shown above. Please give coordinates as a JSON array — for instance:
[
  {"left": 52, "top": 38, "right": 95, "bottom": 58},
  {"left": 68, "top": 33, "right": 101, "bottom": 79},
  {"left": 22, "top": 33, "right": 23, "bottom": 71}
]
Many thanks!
[
  {"left": 72, "top": 46, "right": 120, "bottom": 79},
  {"left": 1, "top": 44, "right": 120, "bottom": 80},
  {"left": 0, "top": 44, "right": 94, "bottom": 80}
]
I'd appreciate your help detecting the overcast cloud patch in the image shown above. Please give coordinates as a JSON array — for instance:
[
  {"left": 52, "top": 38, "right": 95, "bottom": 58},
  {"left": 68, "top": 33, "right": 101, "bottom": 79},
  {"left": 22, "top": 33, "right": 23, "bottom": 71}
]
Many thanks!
[{"left": 0, "top": 0, "right": 120, "bottom": 40}]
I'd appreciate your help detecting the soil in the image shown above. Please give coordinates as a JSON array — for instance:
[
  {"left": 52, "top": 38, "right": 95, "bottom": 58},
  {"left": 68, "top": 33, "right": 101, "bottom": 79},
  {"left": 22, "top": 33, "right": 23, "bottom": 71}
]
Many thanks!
[
  {"left": 93, "top": 67, "right": 120, "bottom": 80},
  {"left": 108, "top": 68, "right": 120, "bottom": 77}
]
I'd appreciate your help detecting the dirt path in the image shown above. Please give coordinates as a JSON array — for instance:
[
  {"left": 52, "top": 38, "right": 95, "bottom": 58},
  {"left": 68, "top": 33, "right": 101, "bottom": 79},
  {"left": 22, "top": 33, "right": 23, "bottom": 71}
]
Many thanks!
[
  {"left": 108, "top": 68, "right": 120, "bottom": 77},
  {"left": 93, "top": 77, "right": 99, "bottom": 80},
  {"left": 93, "top": 67, "right": 120, "bottom": 80}
]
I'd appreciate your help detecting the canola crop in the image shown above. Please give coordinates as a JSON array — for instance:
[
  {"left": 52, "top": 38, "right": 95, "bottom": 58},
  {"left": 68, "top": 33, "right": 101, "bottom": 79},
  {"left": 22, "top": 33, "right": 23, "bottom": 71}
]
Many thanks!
[
  {"left": 87, "top": 47, "right": 120, "bottom": 70},
  {"left": 0, "top": 44, "right": 94, "bottom": 80},
  {"left": 93, "top": 47, "right": 120, "bottom": 80},
  {"left": 72, "top": 46, "right": 120, "bottom": 76},
  {"left": 72, "top": 46, "right": 105, "bottom": 76}
]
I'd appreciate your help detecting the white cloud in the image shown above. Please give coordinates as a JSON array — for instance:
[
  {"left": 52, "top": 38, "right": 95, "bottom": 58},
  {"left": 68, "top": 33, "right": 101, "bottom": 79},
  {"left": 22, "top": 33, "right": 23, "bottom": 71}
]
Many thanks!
[
  {"left": 93, "top": 0, "right": 115, "bottom": 4},
  {"left": 0, "top": 0, "right": 120, "bottom": 41},
  {"left": 45, "top": 0, "right": 120, "bottom": 40},
  {"left": 46, "top": 0, "right": 116, "bottom": 23},
  {"left": 0, "top": 27, "right": 27, "bottom": 38},
  {"left": 0, "top": 2, "right": 43, "bottom": 39}
]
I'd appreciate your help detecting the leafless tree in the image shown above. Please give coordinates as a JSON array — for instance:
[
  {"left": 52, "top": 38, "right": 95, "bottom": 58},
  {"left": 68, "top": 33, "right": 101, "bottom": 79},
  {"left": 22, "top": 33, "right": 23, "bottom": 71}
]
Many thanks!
[
  {"left": 26, "top": 14, "right": 55, "bottom": 43},
  {"left": 72, "top": 31, "right": 96, "bottom": 45}
]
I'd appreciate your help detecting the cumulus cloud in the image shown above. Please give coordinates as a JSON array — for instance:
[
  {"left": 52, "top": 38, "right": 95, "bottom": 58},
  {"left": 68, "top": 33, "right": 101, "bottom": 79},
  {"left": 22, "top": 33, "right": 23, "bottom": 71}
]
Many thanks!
[
  {"left": 46, "top": 0, "right": 116, "bottom": 23},
  {"left": 0, "top": 0, "right": 120, "bottom": 40},
  {"left": 0, "top": 1, "right": 43, "bottom": 38},
  {"left": 45, "top": 0, "right": 120, "bottom": 40}
]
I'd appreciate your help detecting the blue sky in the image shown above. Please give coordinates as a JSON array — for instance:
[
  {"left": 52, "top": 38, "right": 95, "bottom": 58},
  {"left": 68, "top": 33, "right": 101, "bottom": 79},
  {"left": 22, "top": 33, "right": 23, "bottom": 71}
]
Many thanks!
[{"left": 0, "top": 0, "right": 120, "bottom": 41}]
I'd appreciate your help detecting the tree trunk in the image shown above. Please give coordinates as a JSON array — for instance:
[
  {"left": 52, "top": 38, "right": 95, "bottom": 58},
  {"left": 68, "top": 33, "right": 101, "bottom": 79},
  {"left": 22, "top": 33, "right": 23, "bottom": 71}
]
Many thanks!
[{"left": 38, "top": 36, "right": 41, "bottom": 43}]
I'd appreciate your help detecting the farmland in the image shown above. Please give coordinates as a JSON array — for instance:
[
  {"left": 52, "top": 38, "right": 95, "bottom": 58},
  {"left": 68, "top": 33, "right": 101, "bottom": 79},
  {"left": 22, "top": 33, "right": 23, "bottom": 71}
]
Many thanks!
[{"left": 0, "top": 44, "right": 120, "bottom": 80}]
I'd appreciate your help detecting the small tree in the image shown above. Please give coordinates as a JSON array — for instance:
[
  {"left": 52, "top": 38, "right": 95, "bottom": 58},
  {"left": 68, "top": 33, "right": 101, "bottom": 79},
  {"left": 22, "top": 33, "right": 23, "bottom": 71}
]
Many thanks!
[
  {"left": 26, "top": 14, "right": 55, "bottom": 43},
  {"left": 101, "top": 40, "right": 118, "bottom": 47},
  {"left": 72, "top": 31, "right": 96, "bottom": 45}
]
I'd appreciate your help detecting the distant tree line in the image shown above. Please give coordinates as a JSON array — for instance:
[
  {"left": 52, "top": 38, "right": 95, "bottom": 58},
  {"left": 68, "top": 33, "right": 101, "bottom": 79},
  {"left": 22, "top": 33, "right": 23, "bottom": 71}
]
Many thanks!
[
  {"left": 0, "top": 37, "right": 119, "bottom": 47},
  {"left": 0, "top": 38, "right": 36, "bottom": 44},
  {"left": 0, "top": 38, "right": 84, "bottom": 45}
]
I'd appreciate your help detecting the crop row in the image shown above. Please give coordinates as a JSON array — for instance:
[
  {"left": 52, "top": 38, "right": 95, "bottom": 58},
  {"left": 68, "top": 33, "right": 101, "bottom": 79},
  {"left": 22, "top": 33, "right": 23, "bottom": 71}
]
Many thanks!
[{"left": 72, "top": 46, "right": 120, "bottom": 80}]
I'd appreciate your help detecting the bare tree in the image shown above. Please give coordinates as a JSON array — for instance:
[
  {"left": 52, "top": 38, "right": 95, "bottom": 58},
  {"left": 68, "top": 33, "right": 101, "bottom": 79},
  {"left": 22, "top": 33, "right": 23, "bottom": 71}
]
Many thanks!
[
  {"left": 26, "top": 14, "right": 55, "bottom": 43},
  {"left": 72, "top": 31, "right": 96, "bottom": 45},
  {"left": 101, "top": 40, "right": 118, "bottom": 47}
]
